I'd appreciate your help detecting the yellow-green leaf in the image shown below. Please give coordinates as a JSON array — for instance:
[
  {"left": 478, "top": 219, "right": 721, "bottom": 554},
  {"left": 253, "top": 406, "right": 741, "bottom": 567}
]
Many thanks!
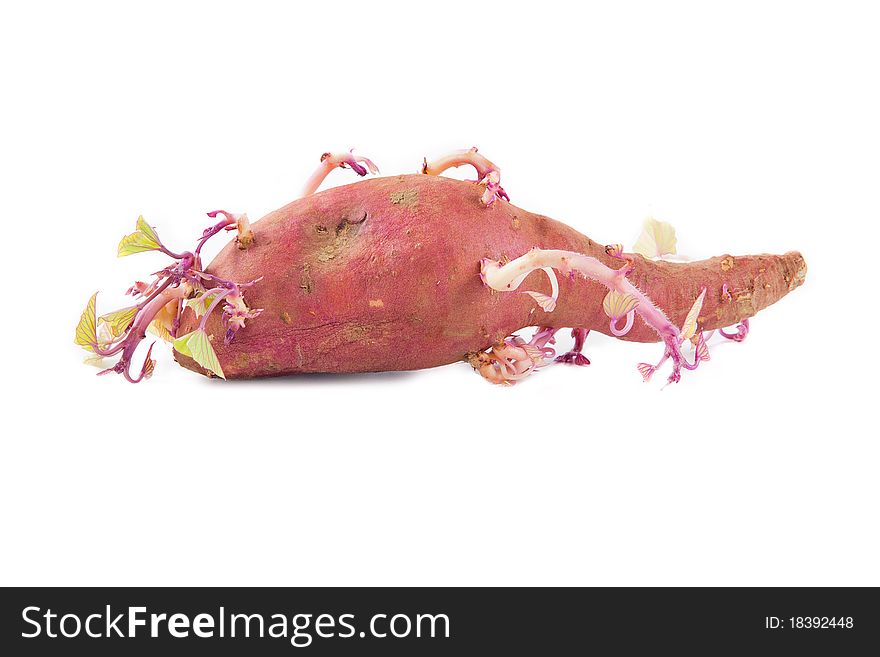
[
  {"left": 136, "top": 215, "right": 161, "bottom": 245},
  {"left": 147, "top": 319, "right": 173, "bottom": 342},
  {"left": 75, "top": 293, "right": 98, "bottom": 352},
  {"left": 186, "top": 330, "right": 225, "bottom": 379},
  {"left": 117, "top": 215, "right": 162, "bottom": 257},
  {"left": 98, "top": 306, "right": 138, "bottom": 338},
  {"left": 633, "top": 217, "right": 677, "bottom": 259},
  {"left": 172, "top": 331, "right": 194, "bottom": 357},
  {"left": 602, "top": 290, "right": 639, "bottom": 320},
  {"left": 184, "top": 293, "right": 217, "bottom": 318},
  {"left": 681, "top": 288, "right": 707, "bottom": 341},
  {"left": 172, "top": 330, "right": 225, "bottom": 379}
]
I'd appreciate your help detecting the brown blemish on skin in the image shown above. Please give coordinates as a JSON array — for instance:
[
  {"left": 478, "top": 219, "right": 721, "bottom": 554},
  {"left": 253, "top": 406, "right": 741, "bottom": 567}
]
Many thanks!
[
  {"left": 369, "top": 299, "right": 384, "bottom": 308},
  {"left": 300, "top": 263, "right": 315, "bottom": 293},
  {"left": 281, "top": 311, "right": 293, "bottom": 325},
  {"left": 390, "top": 189, "right": 419, "bottom": 207},
  {"left": 511, "top": 216, "right": 521, "bottom": 230},
  {"left": 316, "top": 217, "right": 364, "bottom": 263},
  {"left": 715, "top": 307, "right": 724, "bottom": 320},
  {"left": 720, "top": 256, "right": 735, "bottom": 272},
  {"left": 315, "top": 224, "right": 328, "bottom": 235},
  {"left": 736, "top": 291, "right": 754, "bottom": 315}
]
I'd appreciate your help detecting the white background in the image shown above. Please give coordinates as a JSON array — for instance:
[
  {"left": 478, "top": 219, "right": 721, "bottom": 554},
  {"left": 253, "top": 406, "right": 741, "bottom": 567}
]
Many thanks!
[{"left": 2, "top": 1, "right": 878, "bottom": 586}]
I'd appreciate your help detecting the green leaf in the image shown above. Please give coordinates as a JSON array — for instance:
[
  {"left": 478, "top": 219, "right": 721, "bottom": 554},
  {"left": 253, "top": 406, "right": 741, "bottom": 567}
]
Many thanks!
[
  {"left": 172, "top": 331, "right": 194, "bottom": 357},
  {"left": 83, "top": 354, "right": 107, "bottom": 367},
  {"left": 147, "top": 319, "right": 173, "bottom": 343},
  {"left": 98, "top": 306, "right": 138, "bottom": 338},
  {"left": 136, "top": 215, "right": 161, "bottom": 245},
  {"left": 184, "top": 293, "right": 218, "bottom": 318},
  {"left": 172, "top": 330, "right": 225, "bottom": 379},
  {"left": 186, "top": 330, "right": 225, "bottom": 379},
  {"left": 74, "top": 293, "right": 98, "bottom": 352},
  {"left": 117, "top": 215, "right": 163, "bottom": 257}
]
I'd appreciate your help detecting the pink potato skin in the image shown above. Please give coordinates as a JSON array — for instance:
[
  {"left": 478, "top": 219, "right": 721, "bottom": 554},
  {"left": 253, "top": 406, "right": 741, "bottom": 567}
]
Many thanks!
[{"left": 175, "top": 174, "right": 806, "bottom": 378}]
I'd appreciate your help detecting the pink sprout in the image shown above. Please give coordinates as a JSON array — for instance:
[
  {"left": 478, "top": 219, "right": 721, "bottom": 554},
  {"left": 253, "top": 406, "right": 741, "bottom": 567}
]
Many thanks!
[
  {"left": 301, "top": 150, "right": 379, "bottom": 196},
  {"left": 719, "top": 318, "right": 749, "bottom": 342},
  {"left": 722, "top": 283, "right": 733, "bottom": 301},
  {"left": 609, "top": 312, "right": 635, "bottom": 337},
  {"left": 480, "top": 248, "right": 720, "bottom": 386},
  {"left": 469, "top": 327, "right": 558, "bottom": 385},
  {"left": 422, "top": 147, "right": 509, "bottom": 206},
  {"left": 206, "top": 210, "right": 254, "bottom": 249},
  {"left": 478, "top": 170, "right": 510, "bottom": 206},
  {"left": 555, "top": 328, "right": 591, "bottom": 366},
  {"left": 78, "top": 214, "right": 261, "bottom": 383}
]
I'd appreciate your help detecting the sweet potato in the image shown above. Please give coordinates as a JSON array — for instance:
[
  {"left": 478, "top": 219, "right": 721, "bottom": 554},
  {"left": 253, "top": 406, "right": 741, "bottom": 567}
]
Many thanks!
[{"left": 75, "top": 149, "right": 806, "bottom": 386}]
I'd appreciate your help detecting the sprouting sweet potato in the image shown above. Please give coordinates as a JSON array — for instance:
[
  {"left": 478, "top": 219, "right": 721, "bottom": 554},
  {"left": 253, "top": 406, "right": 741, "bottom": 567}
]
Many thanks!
[{"left": 75, "top": 148, "right": 806, "bottom": 386}]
